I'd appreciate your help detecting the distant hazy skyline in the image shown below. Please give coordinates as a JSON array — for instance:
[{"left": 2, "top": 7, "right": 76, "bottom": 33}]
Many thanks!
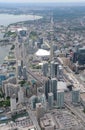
[{"left": 0, "top": 0, "right": 85, "bottom": 3}]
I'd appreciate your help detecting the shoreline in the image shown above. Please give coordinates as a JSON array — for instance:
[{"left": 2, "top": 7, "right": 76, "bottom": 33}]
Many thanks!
[
  {"left": 0, "top": 14, "right": 42, "bottom": 27},
  {"left": 0, "top": 13, "right": 42, "bottom": 65}
]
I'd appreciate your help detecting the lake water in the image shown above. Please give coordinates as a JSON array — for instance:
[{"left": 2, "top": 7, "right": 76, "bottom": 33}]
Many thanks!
[
  {"left": 0, "top": 46, "right": 11, "bottom": 64},
  {"left": 0, "top": 14, "right": 42, "bottom": 64},
  {"left": 0, "top": 14, "right": 42, "bottom": 26}
]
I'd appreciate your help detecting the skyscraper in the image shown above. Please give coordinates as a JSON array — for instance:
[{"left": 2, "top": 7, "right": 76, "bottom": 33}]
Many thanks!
[
  {"left": 72, "top": 88, "right": 80, "bottom": 104},
  {"left": 22, "top": 66, "right": 27, "bottom": 80},
  {"left": 39, "top": 93, "right": 47, "bottom": 111},
  {"left": 17, "top": 60, "right": 22, "bottom": 79},
  {"left": 18, "top": 87, "right": 24, "bottom": 104},
  {"left": 50, "top": 61, "right": 55, "bottom": 78},
  {"left": 54, "top": 62, "right": 59, "bottom": 77},
  {"left": 44, "top": 79, "right": 51, "bottom": 99},
  {"left": 31, "top": 95, "right": 38, "bottom": 110},
  {"left": 10, "top": 94, "right": 16, "bottom": 112},
  {"left": 42, "top": 62, "right": 48, "bottom": 76},
  {"left": 57, "top": 65, "right": 63, "bottom": 80},
  {"left": 48, "top": 92, "right": 53, "bottom": 108},
  {"left": 50, "top": 61, "right": 60, "bottom": 79},
  {"left": 77, "top": 47, "right": 85, "bottom": 65},
  {"left": 51, "top": 78, "right": 57, "bottom": 100},
  {"left": 36, "top": 103, "right": 45, "bottom": 120},
  {"left": 57, "top": 90, "right": 64, "bottom": 108}
]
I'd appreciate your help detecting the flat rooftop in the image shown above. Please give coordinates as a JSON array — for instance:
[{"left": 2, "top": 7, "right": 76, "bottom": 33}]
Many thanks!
[{"left": 40, "top": 113, "right": 57, "bottom": 129}]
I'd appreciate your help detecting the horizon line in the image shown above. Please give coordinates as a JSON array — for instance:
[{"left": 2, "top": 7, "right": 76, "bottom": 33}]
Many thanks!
[{"left": 0, "top": 2, "right": 85, "bottom": 3}]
